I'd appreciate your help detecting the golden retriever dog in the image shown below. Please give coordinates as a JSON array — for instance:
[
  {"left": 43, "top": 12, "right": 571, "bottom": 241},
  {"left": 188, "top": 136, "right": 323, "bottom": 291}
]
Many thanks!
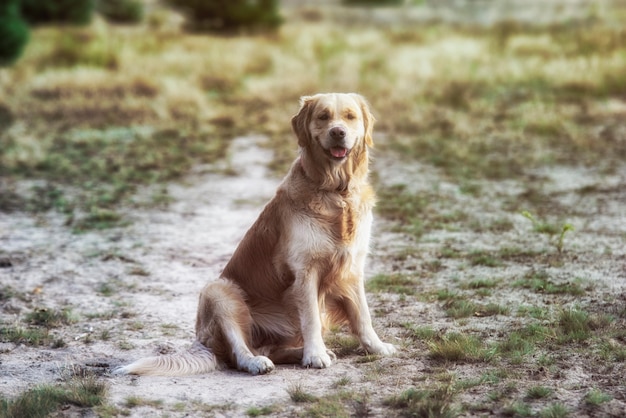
[{"left": 116, "top": 93, "right": 396, "bottom": 376}]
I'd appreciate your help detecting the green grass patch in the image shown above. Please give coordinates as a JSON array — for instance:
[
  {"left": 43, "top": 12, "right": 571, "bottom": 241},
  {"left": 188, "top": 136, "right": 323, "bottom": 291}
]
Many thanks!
[
  {"left": 287, "top": 386, "right": 364, "bottom": 418},
  {"left": 468, "top": 250, "right": 503, "bottom": 267},
  {"left": 460, "top": 278, "right": 500, "bottom": 290},
  {"left": 514, "top": 270, "right": 587, "bottom": 296},
  {"left": 443, "top": 298, "right": 509, "bottom": 319},
  {"left": 2, "top": 126, "right": 228, "bottom": 230},
  {"left": 332, "top": 377, "right": 352, "bottom": 389},
  {"left": 403, "top": 324, "right": 437, "bottom": 342},
  {"left": 517, "top": 305, "right": 551, "bottom": 320},
  {"left": 522, "top": 211, "right": 575, "bottom": 253},
  {"left": 366, "top": 273, "right": 417, "bottom": 295},
  {"left": 246, "top": 404, "right": 279, "bottom": 416},
  {"left": 287, "top": 383, "right": 317, "bottom": 403},
  {"left": 428, "top": 332, "right": 491, "bottom": 363},
  {"left": 25, "top": 308, "right": 76, "bottom": 328},
  {"left": 497, "top": 323, "right": 554, "bottom": 363},
  {"left": 0, "top": 374, "right": 107, "bottom": 418},
  {"left": 585, "top": 388, "right": 612, "bottom": 406},
  {"left": 0, "top": 325, "right": 53, "bottom": 347},
  {"left": 124, "top": 396, "right": 163, "bottom": 408},
  {"left": 453, "top": 369, "right": 504, "bottom": 392},
  {"left": 557, "top": 308, "right": 594, "bottom": 343},
  {"left": 501, "top": 401, "right": 533, "bottom": 417},
  {"left": 0, "top": 285, "right": 21, "bottom": 302},
  {"left": 384, "top": 385, "right": 458, "bottom": 418},
  {"left": 434, "top": 288, "right": 458, "bottom": 301},
  {"left": 444, "top": 299, "right": 478, "bottom": 319},
  {"left": 539, "top": 403, "right": 569, "bottom": 418},
  {"left": 375, "top": 184, "right": 431, "bottom": 238},
  {"left": 325, "top": 333, "right": 361, "bottom": 357},
  {"left": 598, "top": 340, "right": 626, "bottom": 362},
  {"left": 526, "top": 386, "right": 553, "bottom": 400}
]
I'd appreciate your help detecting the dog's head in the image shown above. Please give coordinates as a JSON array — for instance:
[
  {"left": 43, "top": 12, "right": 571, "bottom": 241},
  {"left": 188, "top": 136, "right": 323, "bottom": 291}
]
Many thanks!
[{"left": 291, "top": 93, "right": 375, "bottom": 165}]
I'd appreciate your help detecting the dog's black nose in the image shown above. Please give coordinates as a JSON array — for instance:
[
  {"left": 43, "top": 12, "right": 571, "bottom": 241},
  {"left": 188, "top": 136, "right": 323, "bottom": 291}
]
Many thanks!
[{"left": 330, "top": 126, "right": 346, "bottom": 140}]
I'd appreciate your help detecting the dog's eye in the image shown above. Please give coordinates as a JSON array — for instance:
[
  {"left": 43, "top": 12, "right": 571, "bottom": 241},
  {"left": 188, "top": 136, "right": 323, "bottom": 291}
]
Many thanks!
[
  {"left": 318, "top": 113, "right": 329, "bottom": 121},
  {"left": 346, "top": 113, "right": 356, "bottom": 120}
]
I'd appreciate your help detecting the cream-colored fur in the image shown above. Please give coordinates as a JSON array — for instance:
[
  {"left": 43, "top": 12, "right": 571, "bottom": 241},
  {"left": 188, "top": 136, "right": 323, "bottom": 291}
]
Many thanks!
[{"left": 116, "top": 93, "right": 396, "bottom": 376}]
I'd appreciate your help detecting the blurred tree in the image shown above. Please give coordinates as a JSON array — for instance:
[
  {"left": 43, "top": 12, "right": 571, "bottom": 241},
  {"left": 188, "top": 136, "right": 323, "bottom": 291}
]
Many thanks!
[
  {"left": 166, "top": 0, "right": 283, "bottom": 32},
  {"left": 21, "top": 0, "right": 95, "bottom": 25},
  {"left": 0, "top": 0, "right": 30, "bottom": 66},
  {"left": 97, "top": 0, "right": 144, "bottom": 24}
]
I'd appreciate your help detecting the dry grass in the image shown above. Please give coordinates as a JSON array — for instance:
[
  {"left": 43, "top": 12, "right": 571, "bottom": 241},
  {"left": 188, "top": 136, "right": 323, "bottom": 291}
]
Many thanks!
[{"left": 1, "top": 12, "right": 626, "bottom": 227}]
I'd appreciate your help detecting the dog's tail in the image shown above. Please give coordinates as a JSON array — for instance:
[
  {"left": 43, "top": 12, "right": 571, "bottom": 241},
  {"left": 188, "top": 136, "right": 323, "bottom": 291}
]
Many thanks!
[{"left": 114, "top": 340, "right": 218, "bottom": 376}]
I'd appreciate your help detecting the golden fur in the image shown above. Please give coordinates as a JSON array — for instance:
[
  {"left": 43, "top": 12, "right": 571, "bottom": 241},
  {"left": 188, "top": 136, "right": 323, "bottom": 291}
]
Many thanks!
[{"left": 116, "top": 93, "right": 396, "bottom": 376}]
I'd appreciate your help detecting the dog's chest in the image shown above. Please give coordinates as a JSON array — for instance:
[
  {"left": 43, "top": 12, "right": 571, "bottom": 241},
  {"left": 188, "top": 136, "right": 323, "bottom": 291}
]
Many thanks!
[{"left": 311, "top": 193, "right": 367, "bottom": 244}]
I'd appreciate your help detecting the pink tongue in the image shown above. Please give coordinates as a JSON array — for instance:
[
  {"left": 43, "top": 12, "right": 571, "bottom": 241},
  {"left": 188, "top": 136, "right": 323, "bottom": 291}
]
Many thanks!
[{"left": 330, "top": 147, "right": 348, "bottom": 158}]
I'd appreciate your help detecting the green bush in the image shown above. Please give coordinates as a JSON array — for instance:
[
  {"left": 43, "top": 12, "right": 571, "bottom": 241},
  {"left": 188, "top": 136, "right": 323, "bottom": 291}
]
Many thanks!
[
  {"left": 97, "top": 0, "right": 144, "bottom": 24},
  {"left": 0, "top": 0, "right": 30, "bottom": 67},
  {"left": 21, "top": 0, "right": 95, "bottom": 25},
  {"left": 166, "top": 0, "right": 283, "bottom": 32}
]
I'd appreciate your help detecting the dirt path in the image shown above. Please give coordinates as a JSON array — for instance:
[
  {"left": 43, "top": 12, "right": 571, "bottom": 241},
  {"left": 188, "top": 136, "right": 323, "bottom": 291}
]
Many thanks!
[{"left": 1, "top": 137, "right": 394, "bottom": 416}]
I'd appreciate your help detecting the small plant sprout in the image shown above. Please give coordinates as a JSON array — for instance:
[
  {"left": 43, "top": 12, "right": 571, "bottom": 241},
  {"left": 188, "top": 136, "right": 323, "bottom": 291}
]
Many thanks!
[{"left": 521, "top": 211, "right": 574, "bottom": 253}]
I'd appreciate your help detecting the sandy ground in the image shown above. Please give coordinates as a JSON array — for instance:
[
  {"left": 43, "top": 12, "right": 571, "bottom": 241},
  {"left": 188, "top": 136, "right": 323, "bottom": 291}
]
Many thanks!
[{"left": 1, "top": 136, "right": 625, "bottom": 416}]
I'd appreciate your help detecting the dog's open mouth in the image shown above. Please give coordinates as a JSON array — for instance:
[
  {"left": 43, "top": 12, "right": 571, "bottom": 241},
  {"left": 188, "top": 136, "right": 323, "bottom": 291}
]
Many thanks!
[{"left": 329, "top": 146, "right": 349, "bottom": 160}]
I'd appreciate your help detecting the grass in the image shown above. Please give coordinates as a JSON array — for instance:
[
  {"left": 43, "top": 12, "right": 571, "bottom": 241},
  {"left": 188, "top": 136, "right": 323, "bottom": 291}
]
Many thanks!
[
  {"left": 444, "top": 299, "right": 478, "bottom": 318},
  {"left": 403, "top": 324, "right": 437, "bottom": 342},
  {"left": 460, "top": 278, "right": 500, "bottom": 290},
  {"left": 526, "top": 385, "right": 553, "bottom": 400},
  {"left": 513, "top": 270, "right": 587, "bottom": 296},
  {"left": 384, "top": 385, "right": 458, "bottom": 418},
  {"left": 468, "top": 250, "right": 503, "bottom": 267},
  {"left": 366, "top": 273, "right": 418, "bottom": 295},
  {"left": 326, "top": 332, "right": 361, "bottom": 357},
  {"left": 557, "top": 307, "right": 594, "bottom": 343},
  {"left": 428, "top": 332, "right": 491, "bottom": 363},
  {"left": 246, "top": 404, "right": 279, "bottom": 416},
  {"left": 585, "top": 389, "right": 612, "bottom": 406},
  {"left": 521, "top": 211, "right": 575, "bottom": 253},
  {"left": 540, "top": 403, "right": 569, "bottom": 418},
  {"left": 497, "top": 324, "right": 553, "bottom": 362},
  {"left": 25, "top": 308, "right": 77, "bottom": 328},
  {"left": 0, "top": 16, "right": 625, "bottom": 232},
  {"left": 124, "top": 396, "right": 164, "bottom": 408},
  {"left": 0, "top": 374, "right": 107, "bottom": 418},
  {"left": 287, "top": 383, "right": 318, "bottom": 403},
  {"left": 0, "top": 325, "right": 53, "bottom": 347}
]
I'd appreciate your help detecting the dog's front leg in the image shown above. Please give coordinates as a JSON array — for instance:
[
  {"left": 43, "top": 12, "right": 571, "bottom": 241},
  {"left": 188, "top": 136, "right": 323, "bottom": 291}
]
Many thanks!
[
  {"left": 347, "top": 281, "right": 396, "bottom": 356},
  {"left": 293, "top": 270, "right": 333, "bottom": 369}
]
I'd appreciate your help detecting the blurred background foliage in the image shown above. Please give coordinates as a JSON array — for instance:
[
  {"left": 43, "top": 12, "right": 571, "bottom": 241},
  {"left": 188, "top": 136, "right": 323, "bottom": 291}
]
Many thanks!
[
  {"left": 20, "top": 0, "right": 95, "bottom": 26},
  {"left": 0, "top": 0, "right": 625, "bottom": 229},
  {"left": 0, "top": 0, "right": 29, "bottom": 66}
]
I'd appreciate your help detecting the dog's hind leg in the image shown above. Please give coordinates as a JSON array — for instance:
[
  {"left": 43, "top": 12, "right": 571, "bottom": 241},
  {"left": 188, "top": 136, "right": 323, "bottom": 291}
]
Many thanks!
[
  {"left": 196, "top": 279, "right": 275, "bottom": 375},
  {"left": 265, "top": 346, "right": 337, "bottom": 365}
]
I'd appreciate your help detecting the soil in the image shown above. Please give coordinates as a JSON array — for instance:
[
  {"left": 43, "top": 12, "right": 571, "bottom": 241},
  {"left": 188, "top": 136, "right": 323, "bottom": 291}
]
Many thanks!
[{"left": 1, "top": 136, "right": 625, "bottom": 417}]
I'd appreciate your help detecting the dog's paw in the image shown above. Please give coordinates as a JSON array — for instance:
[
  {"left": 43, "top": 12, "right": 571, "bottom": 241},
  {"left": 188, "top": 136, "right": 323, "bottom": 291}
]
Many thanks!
[
  {"left": 241, "top": 355, "right": 275, "bottom": 375},
  {"left": 376, "top": 342, "right": 397, "bottom": 356},
  {"left": 365, "top": 341, "right": 397, "bottom": 356},
  {"left": 302, "top": 349, "right": 333, "bottom": 369}
]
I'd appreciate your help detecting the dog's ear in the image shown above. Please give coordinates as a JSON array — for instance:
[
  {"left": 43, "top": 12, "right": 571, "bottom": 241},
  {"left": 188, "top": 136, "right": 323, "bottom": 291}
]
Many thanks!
[
  {"left": 351, "top": 93, "right": 376, "bottom": 148},
  {"left": 291, "top": 95, "right": 315, "bottom": 148}
]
